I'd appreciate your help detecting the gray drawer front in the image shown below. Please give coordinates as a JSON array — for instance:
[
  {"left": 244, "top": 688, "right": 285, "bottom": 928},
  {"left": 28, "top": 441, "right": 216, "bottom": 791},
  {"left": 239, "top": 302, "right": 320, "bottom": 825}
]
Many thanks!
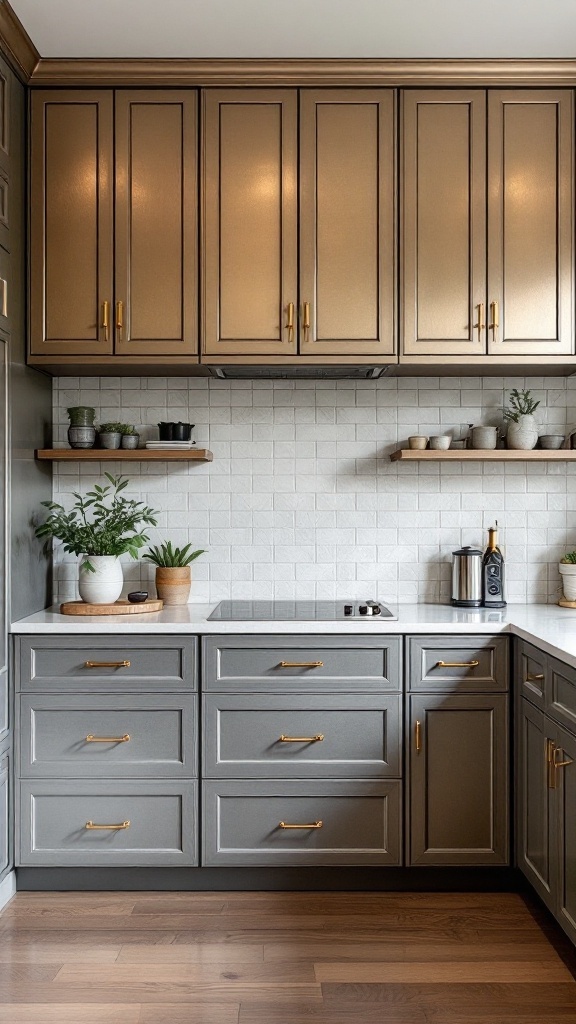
[
  {"left": 408, "top": 636, "right": 508, "bottom": 692},
  {"left": 19, "top": 780, "right": 197, "bottom": 866},
  {"left": 0, "top": 754, "right": 9, "bottom": 878},
  {"left": 548, "top": 655, "right": 576, "bottom": 735},
  {"left": 202, "top": 636, "right": 401, "bottom": 693},
  {"left": 203, "top": 693, "right": 402, "bottom": 778},
  {"left": 19, "top": 694, "right": 197, "bottom": 778},
  {"left": 516, "top": 639, "right": 548, "bottom": 709},
  {"left": 17, "top": 636, "right": 197, "bottom": 693},
  {"left": 202, "top": 779, "right": 401, "bottom": 866}
]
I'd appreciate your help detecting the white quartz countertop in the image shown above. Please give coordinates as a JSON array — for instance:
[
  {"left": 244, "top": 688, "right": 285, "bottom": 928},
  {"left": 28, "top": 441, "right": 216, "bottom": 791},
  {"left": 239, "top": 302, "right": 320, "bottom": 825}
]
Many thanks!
[{"left": 10, "top": 602, "right": 576, "bottom": 669}]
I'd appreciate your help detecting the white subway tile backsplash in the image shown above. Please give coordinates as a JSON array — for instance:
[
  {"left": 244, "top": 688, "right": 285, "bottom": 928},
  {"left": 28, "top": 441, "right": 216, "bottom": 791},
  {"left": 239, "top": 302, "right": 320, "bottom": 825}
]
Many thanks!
[{"left": 51, "top": 375, "right": 572, "bottom": 603}]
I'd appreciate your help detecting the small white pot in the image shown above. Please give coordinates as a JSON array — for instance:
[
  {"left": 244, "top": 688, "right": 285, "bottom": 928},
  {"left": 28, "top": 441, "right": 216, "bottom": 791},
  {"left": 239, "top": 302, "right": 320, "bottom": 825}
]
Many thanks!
[
  {"left": 507, "top": 414, "right": 538, "bottom": 451},
  {"left": 559, "top": 562, "right": 576, "bottom": 601},
  {"left": 78, "top": 555, "right": 123, "bottom": 604}
]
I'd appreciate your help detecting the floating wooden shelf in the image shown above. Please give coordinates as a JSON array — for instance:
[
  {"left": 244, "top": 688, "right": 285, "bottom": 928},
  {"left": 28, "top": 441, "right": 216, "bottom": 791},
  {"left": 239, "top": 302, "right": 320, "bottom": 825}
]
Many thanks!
[
  {"left": 390, "top": 448, "right": 576, "bottom": 462},
  {"left": 35, "top": 448, "right": 213, "bottom": 462}
]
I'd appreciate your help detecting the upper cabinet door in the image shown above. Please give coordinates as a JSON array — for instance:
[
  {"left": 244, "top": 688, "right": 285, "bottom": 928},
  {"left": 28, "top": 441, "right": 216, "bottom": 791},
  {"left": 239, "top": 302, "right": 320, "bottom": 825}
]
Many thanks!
[
  {"left": 402, "top": 90, "right": 486, "bottom": 357},
  {"left": 299, "top": 90, "right": 395, "bottom": 357},
  {"left": 29, "top": 91, "right": 113, "bottom": 357},
  {"left": 202, "top": 90, "right": 298, "bottom": 357},
  {"left": 487, "top": 90, "right": 574, "bottom": 357},
  {"left": 115, "top": 91, "right": 198, "bottom": 357}
]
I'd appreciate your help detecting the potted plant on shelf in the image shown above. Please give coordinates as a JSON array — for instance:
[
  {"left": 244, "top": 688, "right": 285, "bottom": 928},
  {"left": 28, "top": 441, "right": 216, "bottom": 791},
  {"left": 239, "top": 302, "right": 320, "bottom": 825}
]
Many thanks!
[
  {"left": 120, "top": 424, "right": 140, "bottom": 450},
  {"left": 143, "top": 541, "right": 206, "bottom": 606},
  {"left": 559, "top": 551, "right": 576, "bottom": 602},
  {"left": 503, "top": 389, "right": 540, "bottom": 450},
  {"left": 98, "top": 422, "right": 124, "bottom": 450},
  {"left": 66, "top": 406, "right": 96, "bottom": 450},
  {"left": 35, "top": 474, "right": 158, "bottom": 604}
]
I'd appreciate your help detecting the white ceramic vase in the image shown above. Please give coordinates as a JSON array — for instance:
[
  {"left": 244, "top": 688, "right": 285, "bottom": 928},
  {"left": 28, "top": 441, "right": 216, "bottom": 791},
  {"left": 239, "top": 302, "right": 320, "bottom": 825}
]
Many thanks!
[
  {"left": 78, "top": 555, "right": 123, "bottom": 604},
  {"left": 507, "top": 414, "right": 538, "bottom": 451},
  {"left": 559, "top": 562, "right": 576, "bottom": 601}
]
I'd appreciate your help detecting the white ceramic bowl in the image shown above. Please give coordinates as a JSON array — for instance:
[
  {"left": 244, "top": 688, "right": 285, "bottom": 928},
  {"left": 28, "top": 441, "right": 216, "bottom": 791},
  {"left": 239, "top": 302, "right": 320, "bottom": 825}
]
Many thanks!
[{"left": 429, "top": 435, "right": 451, "bottom": 450}]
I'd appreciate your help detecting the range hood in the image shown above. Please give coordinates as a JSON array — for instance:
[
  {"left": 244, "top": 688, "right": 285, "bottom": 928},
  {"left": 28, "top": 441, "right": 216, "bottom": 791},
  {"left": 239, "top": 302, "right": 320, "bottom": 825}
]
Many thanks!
[{"left": 211, "top": 366, "right": 390, "bottom": 380}]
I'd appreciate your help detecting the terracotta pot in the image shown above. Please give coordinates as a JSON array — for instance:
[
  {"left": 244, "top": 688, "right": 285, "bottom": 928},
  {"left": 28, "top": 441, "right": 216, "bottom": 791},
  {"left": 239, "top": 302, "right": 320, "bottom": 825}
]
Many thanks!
[{"left": 155, "top": 566, "right": 191, "bottom": 605}]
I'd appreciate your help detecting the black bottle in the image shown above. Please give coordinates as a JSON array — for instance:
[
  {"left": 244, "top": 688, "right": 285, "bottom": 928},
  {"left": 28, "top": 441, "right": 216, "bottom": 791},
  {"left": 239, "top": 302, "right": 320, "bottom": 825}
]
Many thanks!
[{"left": 482, "top": 521, "right": 506, "bottom": 608}]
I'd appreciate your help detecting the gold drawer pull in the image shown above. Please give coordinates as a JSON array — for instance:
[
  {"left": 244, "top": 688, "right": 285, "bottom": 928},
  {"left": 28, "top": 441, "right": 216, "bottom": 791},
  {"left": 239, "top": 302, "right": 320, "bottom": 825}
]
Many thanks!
[
  {"left": 279, "top": 734, "right": 324, "bottom": 743},
  {"left": 278, "top": 661, "right": 323, "bottom": 669},
  {"left": 101, "top": 299, "right": 110, "bottom": 343},
  {"left": 85, "top": 734, "right": 130, "bottom": 744},
  {"left": 489, "top": 299, "right": 499, "bottom": 342},
  {"left": 553, "top": 748, "right": 574, "bottom": 770},
  {"left": 286, "top": 301, "right": 294, "bottom": 342},
  {"left": 279, "top": 820, "right": 323, "bottom": 829},
  {"left": 436, "top": 660, "right": 479, "bottom": 669},
  {"left": 547, "top": 739, "right": 556, "bottom": 789},
  {"left": 84, "top": 660, "right": 131, "bottom": 669},
  {"left": 415, "top": 720, "right": 422, "bottom": 753},
  {"left": 526, "top": 673, "right": 545, "bottom": 682},
  {"left": 85, "top": 820, "right": 130, "bottom": 830}
]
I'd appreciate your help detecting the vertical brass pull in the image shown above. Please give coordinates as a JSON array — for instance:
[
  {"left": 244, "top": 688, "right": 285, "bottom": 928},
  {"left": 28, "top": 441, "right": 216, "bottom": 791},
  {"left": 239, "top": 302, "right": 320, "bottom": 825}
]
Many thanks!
[
  {"left": 0, "top": 276, "right": 7, "bottom": 318},
  {"left": 547, "top": 738, "right": 556, "bottom": 789},
  {"left": 101, "top": 300, "right": 110, "bottom": 343},
  {"left": 474, "top": 303, "right": 485, "bottom": 342},
  {"left": 286, "top": 302, "right": 294, "bottom": 342},
  {"left": 553, "top": 747, "right": 574, "bottom": 770},
  {"left": 303, "top": 301, "right": 311, "bottom": 341},
  {"left": 489, "top": 300, "right": 499, "bottom": 342},
  {"left": 415, "top": 720, "right": 422, "bottom": 753},
  {"left": 116, "top": 300, "right": 124, "bottom": 341}
]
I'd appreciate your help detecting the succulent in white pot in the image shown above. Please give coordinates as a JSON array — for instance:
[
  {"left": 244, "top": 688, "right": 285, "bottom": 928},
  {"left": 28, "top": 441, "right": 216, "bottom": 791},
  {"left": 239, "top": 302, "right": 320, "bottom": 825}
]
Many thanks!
[
  {"left": 35, "top": 473, "right": 159, "bottom": 604},
  {"left": 504, "top": 389, "right": 540, "bottom": 450},
  {"left": 559, "top": 551, "right": 576, "bottom": 602}
]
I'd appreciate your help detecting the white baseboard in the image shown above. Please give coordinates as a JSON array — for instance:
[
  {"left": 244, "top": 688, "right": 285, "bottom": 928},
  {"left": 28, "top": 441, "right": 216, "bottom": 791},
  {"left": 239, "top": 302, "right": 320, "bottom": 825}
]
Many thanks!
[{"left": 0, "top": 871, "right": 16, "bottom": 911}]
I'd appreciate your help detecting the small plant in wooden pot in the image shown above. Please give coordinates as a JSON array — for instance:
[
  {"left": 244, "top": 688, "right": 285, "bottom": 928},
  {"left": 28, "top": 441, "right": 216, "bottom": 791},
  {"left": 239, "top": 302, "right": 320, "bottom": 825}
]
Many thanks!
[
  {"left": 559, "top": 551, "right": 576, "bottom": 602},
  {"left": 143, "top": 542, "right": 206, "bottom": 606}
]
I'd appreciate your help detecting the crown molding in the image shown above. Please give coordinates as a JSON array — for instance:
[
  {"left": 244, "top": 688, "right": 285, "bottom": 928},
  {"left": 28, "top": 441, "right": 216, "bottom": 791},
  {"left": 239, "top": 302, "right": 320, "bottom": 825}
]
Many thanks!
[
  {"left": 29, "top": 57, "right": 576, "bottom": 88},
  {"left": 0, "top": 1, "right": 39, "bottom": 82}
]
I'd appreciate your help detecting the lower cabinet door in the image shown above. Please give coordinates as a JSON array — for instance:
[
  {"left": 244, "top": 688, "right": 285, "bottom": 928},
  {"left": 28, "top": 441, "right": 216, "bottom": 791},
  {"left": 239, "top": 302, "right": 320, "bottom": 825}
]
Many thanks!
[
  {"left": 555, "top": 724, "right": 576, "bottom": 945},
  {"left": 202, "top": 693, "right": 401, "bottom": 778},
  {"left": 517, "top": 699, "right": 555, "bottom": 908},
  {"left": 202, "top": 779, "right": 402, "bottom": 866},
  {"left": 0, "top": 754, "right": 9, "bottom": 879},
  {"left": 408, "top": 693, "right": 509, "bottom": 865},
  {"left": 19, "top": 780, "right": 197, "bottom": 866}
]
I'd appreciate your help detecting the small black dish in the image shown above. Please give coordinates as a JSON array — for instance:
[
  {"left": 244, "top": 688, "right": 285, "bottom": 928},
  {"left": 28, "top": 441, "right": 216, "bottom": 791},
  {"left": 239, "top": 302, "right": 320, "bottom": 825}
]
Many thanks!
[{"left": 127, "top": 591, "right": 148, "bottom": 603}]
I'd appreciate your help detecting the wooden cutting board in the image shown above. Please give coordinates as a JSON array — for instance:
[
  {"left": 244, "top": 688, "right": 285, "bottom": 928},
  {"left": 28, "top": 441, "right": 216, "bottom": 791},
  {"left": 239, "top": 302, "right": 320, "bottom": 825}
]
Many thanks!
[{"left": 60, "top": 599, "right": 164, "bottom": 616}]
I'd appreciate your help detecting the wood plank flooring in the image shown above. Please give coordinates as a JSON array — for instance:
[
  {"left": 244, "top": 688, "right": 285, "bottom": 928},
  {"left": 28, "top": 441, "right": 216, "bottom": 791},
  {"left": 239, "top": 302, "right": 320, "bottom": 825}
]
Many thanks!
[{"left": 0, "top": 890, "right": 574, "bottom": 1023}]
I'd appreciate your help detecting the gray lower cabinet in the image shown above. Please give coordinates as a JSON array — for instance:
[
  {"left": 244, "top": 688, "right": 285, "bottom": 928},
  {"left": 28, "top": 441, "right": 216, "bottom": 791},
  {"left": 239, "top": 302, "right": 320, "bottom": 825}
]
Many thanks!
[
  {"left": 408, "top": 693, "right": 509, "bottom": 865},
  {"left": 0, "top": 754, "right": 9, "bottom": 879},
  {"left": 408, "top": 636, "right": 508, "bottom": 693},
  {"left": 202, "top": 693, "right": 401, "bottom": 779},
  {"left": 516, "top": 638, "right": 548, "bottom": 709},
  {"left": 555, "top": 723, "right": 576, "bottom": 945},
  {"left": 19, "top": 780, "right": 197, "bottom": 867},
  {"left": 202, "top": 779, "right": 401, "bottom": 866}
]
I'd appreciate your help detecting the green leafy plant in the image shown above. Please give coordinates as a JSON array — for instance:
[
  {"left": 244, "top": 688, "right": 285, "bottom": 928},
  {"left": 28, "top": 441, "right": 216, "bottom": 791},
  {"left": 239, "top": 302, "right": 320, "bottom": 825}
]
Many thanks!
[
  {"left": 503, "top": 389, "right": 540, "bottom": 422},
  {"left": 120, "top": 424, "right": 138, "bottom": 436},
  {"left": 35, "top": 474, "right": 158, "bottom": 572},
  {"left": 98, "top": 422, "right": 128, "bottom": 434},
  {"left": 143, "top": 541, "right": 206, "bottom": 568},
  {"left": 561, "top": 551, "right": 576, "bottom": 564}
]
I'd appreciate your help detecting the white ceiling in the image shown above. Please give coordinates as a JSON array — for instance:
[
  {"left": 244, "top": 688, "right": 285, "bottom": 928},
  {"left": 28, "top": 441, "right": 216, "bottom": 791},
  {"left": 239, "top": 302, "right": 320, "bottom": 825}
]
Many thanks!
[{"left": 9, "top": 0, "right": 576, "bottom": 59}]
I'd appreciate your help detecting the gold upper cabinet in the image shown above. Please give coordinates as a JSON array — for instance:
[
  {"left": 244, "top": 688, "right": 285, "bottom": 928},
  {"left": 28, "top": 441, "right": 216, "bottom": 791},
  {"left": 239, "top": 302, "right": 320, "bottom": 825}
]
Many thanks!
[
  {"left": 402, "top": 88, "right": 574, "bottom": 361},
  {"left": 201, "top": 88, "right": 396, "bottom": 360}
]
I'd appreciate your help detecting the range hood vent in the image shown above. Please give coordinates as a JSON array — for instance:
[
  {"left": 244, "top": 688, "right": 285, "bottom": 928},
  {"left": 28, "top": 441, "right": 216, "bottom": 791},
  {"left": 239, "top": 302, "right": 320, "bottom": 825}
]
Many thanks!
[{"left": 211, "top": 366, "right": 390, "bottom": 381}]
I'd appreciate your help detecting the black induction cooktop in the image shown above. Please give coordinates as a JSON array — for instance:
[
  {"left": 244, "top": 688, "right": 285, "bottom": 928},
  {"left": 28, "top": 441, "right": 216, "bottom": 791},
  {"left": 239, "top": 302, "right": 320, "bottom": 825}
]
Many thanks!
[{"left": 208, "top": 600, "right": 397, "bottom": 621}]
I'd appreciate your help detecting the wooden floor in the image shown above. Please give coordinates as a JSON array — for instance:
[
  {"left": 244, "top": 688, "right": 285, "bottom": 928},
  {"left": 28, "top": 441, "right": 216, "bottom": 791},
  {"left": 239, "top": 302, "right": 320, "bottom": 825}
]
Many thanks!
[{"left": 0, "top": 890, "right": 575, "bottom": 1022}]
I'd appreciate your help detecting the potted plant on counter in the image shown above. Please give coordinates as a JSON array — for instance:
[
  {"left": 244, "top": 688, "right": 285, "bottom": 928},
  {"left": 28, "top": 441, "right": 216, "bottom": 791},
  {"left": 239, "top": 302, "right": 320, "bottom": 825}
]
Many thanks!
[
  {"left": 504, "top": 389, "right": 540, "bottom": 450},
  {"left": 559, "top": 551, "right": 576, "bottom": 602},
  {"left": 143, "top": 541, "right": 206, "bottom": 606},
  {"left": 35, "top": 474, "right": 158, "bottom": 604}
]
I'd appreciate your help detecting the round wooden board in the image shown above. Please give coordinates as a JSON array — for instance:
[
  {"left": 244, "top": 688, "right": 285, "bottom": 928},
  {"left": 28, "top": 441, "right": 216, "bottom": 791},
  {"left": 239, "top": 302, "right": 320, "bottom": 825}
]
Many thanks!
[
  {"left": 558, "top": 599, "right": 576, "bottom": 609},
  {"left": 60, "top": 599, "right": 163, "bottom": 616}
]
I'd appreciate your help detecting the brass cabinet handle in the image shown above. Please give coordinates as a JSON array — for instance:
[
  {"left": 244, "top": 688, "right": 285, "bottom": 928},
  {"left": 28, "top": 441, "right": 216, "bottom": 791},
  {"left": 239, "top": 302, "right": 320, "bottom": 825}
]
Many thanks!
[
  {"left": 279, "top": 734, "right": 324, "bottom": 743},
  {"left": 547, "top": 738, "right": 556, "bottom": 789},
  {"left": 489, "top": 300, "right": 499, "bottom": 342},
  {"left": 415, "top": 720, "right": 422, "bottom": 753},
  {"left": 303, "top": 301, "right": 311, "bottom": 340},
  {"left": 526, "top": 673, "right": 545, "bottom": 682},
  {"left": 0, "top": 276, "right": 7, "bottom": 318},
  {"left": 85, "top": 820, "right": 130, "bottom": 830},
  {"left": 474, "top": 302, "right": 485, "bottom": 342},
  {"left": 435, "top": 660, "right": 479, "bottom": 669},
  {"left": 85, "top": 734, "right": 130, "bottom": 743},
  {"left": 279, "top": 820, "right": 323, "bottom": 829},
  {"left": 101, "top": 300, "right": 110, "bottom": 343},
  {"left": 116, "top": 300, "right": 124, "bottom": 340},
  {"left": 84, "top": 660, "right": 131, "bottom": 669},
  {"left": 553, "top": 748, "right": 574, "bottom": 770},
  {"left": 286, "top": 301, "right": 294, "bottom": 342},
  {"left": 278, "top": 661, "right": 323, "bottom": 669}
]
